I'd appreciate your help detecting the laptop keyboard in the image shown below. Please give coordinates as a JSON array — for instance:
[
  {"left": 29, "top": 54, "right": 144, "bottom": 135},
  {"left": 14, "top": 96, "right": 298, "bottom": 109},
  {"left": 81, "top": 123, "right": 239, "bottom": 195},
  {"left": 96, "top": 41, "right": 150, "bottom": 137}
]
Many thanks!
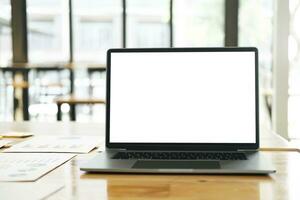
[{"left": 112, "top": 152, "right": 247, "bottom": 160}]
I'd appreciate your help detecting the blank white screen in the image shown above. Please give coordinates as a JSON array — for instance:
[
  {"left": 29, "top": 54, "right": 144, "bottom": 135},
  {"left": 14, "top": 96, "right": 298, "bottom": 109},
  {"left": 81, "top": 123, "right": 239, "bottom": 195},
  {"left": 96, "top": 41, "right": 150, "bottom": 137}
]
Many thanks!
[{"left": 110, "top": 51, "right": 256, "bottom": 143}]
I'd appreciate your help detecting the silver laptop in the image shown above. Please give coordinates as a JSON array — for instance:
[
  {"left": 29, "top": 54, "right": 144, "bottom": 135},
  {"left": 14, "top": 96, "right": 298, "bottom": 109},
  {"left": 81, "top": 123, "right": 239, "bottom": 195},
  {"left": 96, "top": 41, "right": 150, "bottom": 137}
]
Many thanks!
[{"left": 80, "top": 47, "right": 276, "bottom": 174}]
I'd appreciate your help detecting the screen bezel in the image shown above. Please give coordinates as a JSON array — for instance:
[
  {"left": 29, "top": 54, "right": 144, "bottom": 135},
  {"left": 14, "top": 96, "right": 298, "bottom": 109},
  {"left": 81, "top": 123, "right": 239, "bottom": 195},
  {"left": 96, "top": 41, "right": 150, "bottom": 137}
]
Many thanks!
[{"left": 106, "top": 47, "right": 259, "bottom": 150}]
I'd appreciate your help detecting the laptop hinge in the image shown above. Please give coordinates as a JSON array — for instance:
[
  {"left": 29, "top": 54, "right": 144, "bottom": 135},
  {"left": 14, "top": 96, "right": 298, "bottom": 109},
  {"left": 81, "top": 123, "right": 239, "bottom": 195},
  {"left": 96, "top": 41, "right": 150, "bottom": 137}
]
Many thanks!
[
  {"left": 237, "top": 149, "right": 258, "bottom": 152},
  {"left": 110, "top": 148, "right": 127, "bottom": 151},
  {"left": 113, "top": 148, "right": 247, "bottom": 152}
]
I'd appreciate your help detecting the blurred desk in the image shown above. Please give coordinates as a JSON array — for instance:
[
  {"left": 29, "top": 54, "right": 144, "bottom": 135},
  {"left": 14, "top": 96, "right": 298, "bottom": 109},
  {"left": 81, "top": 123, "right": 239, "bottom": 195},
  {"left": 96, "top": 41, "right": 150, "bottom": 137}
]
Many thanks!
[
  {"left": 0, "top": 67, "right": 31, "bottom": 120},
  {"left": 0, "top": 122, "right": 299, "bottom": 199},
  {"left": 34, "top": 63, "right": 105, "bottom": 96},
  {"left": 1, "top": 64, "right": 70, "bottom": 120},
  {"left": 8, "top": 62, "right": 106, "bottom": 95},
  {"left": 1, "top": 63, "right": 106, "bottom": 121},
  {"left": 26, "top": 64, "right": 73, "bottom": 94},
  {"left": 55, "top": 97, "right": 105, "bottom": 121},
  {"left": 86, "top": 64, "right": 106, "bottom": 74}
]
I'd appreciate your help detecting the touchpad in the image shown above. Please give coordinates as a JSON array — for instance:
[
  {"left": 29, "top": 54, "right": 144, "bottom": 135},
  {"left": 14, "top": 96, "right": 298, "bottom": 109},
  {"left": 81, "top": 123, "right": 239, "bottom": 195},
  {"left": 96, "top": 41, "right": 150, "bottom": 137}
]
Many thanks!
[{"left": 132, "top": 161, "right": 220, "bottom": 169}]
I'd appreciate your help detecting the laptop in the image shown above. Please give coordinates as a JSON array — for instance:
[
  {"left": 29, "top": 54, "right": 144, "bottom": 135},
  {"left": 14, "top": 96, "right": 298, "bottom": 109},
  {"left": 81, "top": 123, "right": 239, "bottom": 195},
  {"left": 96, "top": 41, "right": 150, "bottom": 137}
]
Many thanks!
[{"left": 80, "top": 47, "right": 276, "bottom": 174}]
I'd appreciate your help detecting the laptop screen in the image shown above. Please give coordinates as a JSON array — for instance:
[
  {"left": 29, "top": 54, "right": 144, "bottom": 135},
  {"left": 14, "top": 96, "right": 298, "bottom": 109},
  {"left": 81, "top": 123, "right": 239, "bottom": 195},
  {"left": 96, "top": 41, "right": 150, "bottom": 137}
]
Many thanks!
[{"left": 108, "top": 49, "right": 257, "bottom": 144}]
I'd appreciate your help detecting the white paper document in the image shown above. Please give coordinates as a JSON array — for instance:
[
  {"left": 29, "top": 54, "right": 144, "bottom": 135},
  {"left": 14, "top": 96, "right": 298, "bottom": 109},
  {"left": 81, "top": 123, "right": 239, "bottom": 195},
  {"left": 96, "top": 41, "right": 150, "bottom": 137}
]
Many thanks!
[
  {"left": 0, "top": 182, "right": 64, "bottom": 200},
  {"left": 4, "top": 136, "right": 101, "bottom": 153},
  {"left": 0, "top": 153, "right": 75, "bottom": 182}
]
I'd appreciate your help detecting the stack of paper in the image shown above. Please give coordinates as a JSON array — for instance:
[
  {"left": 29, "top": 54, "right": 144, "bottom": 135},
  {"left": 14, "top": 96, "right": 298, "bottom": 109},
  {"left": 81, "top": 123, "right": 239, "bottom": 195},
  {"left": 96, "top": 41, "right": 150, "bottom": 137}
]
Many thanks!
[
  {"left": 0, "top": 182, "right": 64, "bottom": 199},
  {"left": 4, "top": 136, "right": 102, "bottom": 153},
  {"left": 0, "top": 153, "right": 75, "bottom": 182}
]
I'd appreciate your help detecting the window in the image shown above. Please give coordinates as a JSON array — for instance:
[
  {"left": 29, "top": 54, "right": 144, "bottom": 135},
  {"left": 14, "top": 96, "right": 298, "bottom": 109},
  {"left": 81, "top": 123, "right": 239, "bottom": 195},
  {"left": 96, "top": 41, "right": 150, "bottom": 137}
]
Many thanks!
[
  {"left": 127, "top": 0, "right": 170, "bottom": 48},
  {"left": 173, "top": 0, "right": 224, "bottom": 47},
  {"left": 72, "top": 0, "right": 122, "bottom": 63},
  {"left": 239, "top": 0, "right": 274, "bottom": 90},
  {"left": 239, "top": 0, "right": 274, "bottom": 129},
  {"left": 0, "top": 0, "right": 12, "bottom": 65},
  {"left": 288, "top": 0, "right": 300, "bottom": 137},
  {"left": 27, "top": 0, "right": 70, "bottom": 62}
]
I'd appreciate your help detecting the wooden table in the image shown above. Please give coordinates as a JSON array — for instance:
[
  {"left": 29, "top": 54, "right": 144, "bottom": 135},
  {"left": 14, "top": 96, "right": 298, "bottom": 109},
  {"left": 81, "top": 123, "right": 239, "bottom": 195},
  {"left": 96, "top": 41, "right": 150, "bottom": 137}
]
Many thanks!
[
  {"left": 259, "top": 126, "right": 300, "bottom": 152},
  {"left": 55, "top": 97, "right": 105, "bottom": 121},
  {"left": 0, "top": 122, "right": 299, "bottom": 199},
  {"left": 0, "top": 122, "right": 293, "bottom": 151}
]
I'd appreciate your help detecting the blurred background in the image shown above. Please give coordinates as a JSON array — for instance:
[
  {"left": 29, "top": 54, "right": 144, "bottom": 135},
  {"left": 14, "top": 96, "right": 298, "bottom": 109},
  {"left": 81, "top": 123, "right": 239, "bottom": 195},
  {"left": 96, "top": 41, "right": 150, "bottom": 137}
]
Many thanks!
[{"left": 0, "top": 0, "right": 299, "bottom": 140}]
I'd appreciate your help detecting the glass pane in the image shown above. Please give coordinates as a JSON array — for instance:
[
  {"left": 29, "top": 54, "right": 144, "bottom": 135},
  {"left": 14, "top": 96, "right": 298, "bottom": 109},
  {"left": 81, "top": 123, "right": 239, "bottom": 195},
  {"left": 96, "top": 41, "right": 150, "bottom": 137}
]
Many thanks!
[
  {"left": 173, "top": 0, "right": 224, "bottom": 47},
  {"left": 127, "top": 0, "right": 170, "bottom": 48},
  {"left": 288, "top": 0, "right": 300, "bottom": 137},
  {"left": 72, "top": 0, "right": 122, "bottom": 63},
  {"left": 27, "top": 0, "right": 70, "bottom": 62},
  {"left": 239, "top": 0, "right": 274, "bottom": 128},
  {"left": 0, "top": 0, "right": 12, "bottom": 65},
  {"left": 239, "top": 0, "right": 273, "bottom": 89}
]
